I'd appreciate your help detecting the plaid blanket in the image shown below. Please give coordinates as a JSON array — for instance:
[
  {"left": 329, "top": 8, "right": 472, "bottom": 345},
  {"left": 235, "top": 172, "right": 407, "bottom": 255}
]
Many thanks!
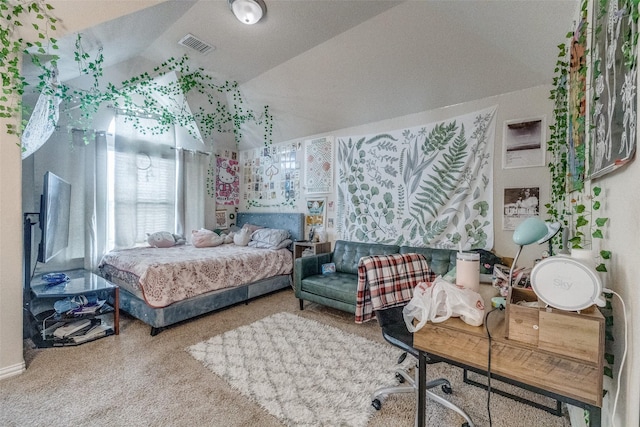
[{"left": 355, "top": 253, "right": 435, "bottom": 323}]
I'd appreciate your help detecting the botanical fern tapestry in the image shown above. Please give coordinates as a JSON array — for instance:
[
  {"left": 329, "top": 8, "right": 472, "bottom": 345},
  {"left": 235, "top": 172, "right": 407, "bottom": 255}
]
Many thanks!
[{"left": 336, "top": 106, "right": 497, "bottom": 250}]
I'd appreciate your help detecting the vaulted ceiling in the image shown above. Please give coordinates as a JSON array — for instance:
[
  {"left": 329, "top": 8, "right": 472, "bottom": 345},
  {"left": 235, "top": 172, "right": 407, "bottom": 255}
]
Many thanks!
[{"left": 31, "top": 0, "right": 579, "bottom": 150}]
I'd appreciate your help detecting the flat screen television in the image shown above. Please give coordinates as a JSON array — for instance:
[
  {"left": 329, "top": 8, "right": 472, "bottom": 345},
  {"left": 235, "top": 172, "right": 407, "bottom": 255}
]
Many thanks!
[{"left": 37, "top": 171, "right": 72, "bottom": 263}]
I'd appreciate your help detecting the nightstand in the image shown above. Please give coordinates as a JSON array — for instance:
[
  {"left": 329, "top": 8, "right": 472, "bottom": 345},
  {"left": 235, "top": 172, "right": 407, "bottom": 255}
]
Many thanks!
[{"left": 293, "top": 241, "right": 331, "bottom": 259}]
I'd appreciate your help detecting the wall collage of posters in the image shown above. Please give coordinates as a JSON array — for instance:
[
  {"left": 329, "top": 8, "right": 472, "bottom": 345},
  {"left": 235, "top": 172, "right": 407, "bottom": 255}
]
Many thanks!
[{"left": 240, "top": 142, "right": 301, "bottom": 209}]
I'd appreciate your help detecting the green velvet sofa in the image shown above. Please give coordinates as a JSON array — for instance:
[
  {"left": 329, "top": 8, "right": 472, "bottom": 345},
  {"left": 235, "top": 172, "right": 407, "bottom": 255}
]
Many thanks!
[{"left": 294, "top": 240, "right": 458, "bottom": 314}]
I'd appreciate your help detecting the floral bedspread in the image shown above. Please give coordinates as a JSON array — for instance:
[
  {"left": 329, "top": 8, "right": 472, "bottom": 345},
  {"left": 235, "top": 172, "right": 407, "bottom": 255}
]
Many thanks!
[{"left": 99, "top": 244, "right": 293, "bottom": 308}]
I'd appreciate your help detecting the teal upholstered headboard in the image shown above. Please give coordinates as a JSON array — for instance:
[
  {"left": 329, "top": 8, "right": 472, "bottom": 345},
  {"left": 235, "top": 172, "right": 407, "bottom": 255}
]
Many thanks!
[{"left": 236, "top": 212, "right": 305, "bottom": 242}]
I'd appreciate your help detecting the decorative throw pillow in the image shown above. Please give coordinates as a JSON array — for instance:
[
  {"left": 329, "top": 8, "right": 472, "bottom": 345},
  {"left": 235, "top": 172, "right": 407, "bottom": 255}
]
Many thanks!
[
  {"left": 147, "top": 231, "right": 185, "bottom": 248},
  {"left": 249, "top": 238, "right": 293, "bottom": 250},
  {"left": 248, "top": 228, "right": 291, "bottom": 249},
  {"left": 191, "top": 229, "right": 224, "bottom": 248},
  {"left": 233, "top": 227, "right": 251, "bottom": 246}
]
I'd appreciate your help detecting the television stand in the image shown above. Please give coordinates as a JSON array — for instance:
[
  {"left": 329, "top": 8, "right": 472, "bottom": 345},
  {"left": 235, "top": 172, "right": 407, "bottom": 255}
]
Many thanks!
[{"left": 26, "top": 269, "right": 120, "bottom": 347}]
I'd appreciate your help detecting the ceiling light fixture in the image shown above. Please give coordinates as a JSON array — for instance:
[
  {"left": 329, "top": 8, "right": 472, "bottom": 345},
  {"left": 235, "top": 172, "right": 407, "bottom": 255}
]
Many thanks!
[{"left": 229, "top": 0, "right": 266, "bottom": 25}]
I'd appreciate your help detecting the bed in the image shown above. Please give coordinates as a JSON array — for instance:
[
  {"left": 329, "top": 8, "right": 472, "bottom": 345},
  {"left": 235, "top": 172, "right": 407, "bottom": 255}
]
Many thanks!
[{"left": 99, "top": 212, "right": 305, "bottom": 335}]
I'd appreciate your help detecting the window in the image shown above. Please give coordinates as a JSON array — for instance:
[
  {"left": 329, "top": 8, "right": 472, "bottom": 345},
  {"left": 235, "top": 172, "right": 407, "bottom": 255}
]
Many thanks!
[{"left": 108, "top": 116, "right": 176, "bottom": 250}]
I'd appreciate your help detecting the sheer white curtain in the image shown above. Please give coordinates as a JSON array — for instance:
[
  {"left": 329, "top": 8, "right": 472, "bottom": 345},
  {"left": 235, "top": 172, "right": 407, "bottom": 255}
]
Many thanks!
[
  {"left": 84, "top": 131, "right": 109, "bottom": 271},
  {"left": 176, "top": 148, "right": 209, "bottom": 242}
]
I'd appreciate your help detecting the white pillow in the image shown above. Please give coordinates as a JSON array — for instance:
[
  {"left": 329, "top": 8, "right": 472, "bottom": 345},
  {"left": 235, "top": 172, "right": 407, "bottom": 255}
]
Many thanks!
[
  {"left": 147, "top": 231, "right": 185, "bottom": 248},
  {"left": 233, "top": 228, "right": 251, "bottom": 246},
  {"left": 191, "top": 229, "right": 224, "bottom": 248},
  {"left": 249, "top": 238, "right": 293, "bottom": 250},
  {"left": 248, "top": 228, "right": 291, "bottom": 249}
]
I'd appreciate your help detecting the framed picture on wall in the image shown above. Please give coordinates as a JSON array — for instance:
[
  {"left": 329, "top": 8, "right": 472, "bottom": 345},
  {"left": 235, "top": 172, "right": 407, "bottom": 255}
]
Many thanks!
[
  {"left": 215, "top": 210, "right": 228, "bottom": 229},
  {"left": 305, "top": 197, "right": 327, "bottom": 229},
  {"left": 502, "top": 187, "right": 540, "bottom": 230},
  {"left": 589, "top": 3, "right": 637, "bottom": 179},
  {"left": 502, "top": 117, "right": 546, "bottom": 169}
]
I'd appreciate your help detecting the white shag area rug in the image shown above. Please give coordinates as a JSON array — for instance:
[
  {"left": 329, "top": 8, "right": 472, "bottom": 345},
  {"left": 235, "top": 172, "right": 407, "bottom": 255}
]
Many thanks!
[
  {"left": 188, "top": 312, "right": 571, "bottom": 427},
  {"left": 188, "top": 312, "right": 398, "bottom": 427}
]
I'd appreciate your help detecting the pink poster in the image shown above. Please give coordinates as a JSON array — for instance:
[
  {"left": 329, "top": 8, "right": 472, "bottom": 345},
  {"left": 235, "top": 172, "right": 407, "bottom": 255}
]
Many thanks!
[{"left": 216, "top": 157, "right": 239, "bottom": 205}]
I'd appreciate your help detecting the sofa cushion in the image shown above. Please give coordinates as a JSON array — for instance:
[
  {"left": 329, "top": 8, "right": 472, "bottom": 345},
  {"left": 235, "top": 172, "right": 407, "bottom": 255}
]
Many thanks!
[
  {"left": 399, "top": 246, "right": 457, "bottom": 276},
  {"left": 332, "top": 240, "right": 400, "bottom": 275},
  {"left": 300, "top": 272, "right": 359, "bottom": 306}
]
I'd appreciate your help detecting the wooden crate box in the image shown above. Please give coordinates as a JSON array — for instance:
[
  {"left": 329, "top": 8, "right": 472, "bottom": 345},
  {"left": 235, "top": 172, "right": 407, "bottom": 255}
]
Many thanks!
[
  {"left": 505, "top": 287, "right": 604, "bottom": 365},
  {"left": 505, "top": 287, "right": 540, "bottom": 345}
]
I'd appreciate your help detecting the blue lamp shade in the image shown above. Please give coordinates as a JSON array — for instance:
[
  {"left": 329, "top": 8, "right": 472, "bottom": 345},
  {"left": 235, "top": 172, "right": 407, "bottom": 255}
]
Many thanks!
[
  {"left": 509, "top": 217, "right": 561, "bottom": 288},
  {"left": 513, "top": 217, "right": 553, "bottom": 245}
]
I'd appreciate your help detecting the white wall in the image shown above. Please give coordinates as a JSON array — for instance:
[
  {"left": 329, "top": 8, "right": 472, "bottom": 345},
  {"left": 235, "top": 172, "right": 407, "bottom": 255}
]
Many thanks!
[
  {"left": 241, "top": 83, "right": 639, "bottom": 426},
  {"left": 596, "top": 146, "right": 640, "bottom": 426},
  {"left": 0, "top": 0, "right": 172, "bottom": 380},
  {"left": 246, "top": 85, "right": 553, "bottom": 268},
  {"left": 0, "top": 116, "right": 25, "bottom": 379}
]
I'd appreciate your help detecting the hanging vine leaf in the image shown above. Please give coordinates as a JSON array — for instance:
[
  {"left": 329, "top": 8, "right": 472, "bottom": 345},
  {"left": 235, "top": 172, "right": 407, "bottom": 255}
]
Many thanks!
[
  {"left": 420, "top": 218, "right": 449, "bottom": 242},
  {"left": 411, "top": 122, "right": 466, "bottom": 221}
]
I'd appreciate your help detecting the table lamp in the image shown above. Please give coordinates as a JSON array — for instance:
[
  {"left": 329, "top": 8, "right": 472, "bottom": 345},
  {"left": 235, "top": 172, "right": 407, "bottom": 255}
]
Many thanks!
[{"left": 508, "top": 217, "right": 561, "bottom": 287}]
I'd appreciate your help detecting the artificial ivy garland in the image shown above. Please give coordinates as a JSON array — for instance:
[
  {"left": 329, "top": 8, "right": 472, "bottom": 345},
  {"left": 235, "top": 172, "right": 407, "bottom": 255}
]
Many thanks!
[
  {"left": 0, "top": 0, "right": 58, "bottom": 137},
  {"left": 1, "top": 0, "right": 274, "bottom": 149}
]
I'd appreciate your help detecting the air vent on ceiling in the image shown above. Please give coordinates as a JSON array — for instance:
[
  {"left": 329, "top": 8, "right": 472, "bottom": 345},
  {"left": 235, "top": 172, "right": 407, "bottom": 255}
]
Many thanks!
[{"left": 178, "top": 33, "right": 215, "bottom": 54}]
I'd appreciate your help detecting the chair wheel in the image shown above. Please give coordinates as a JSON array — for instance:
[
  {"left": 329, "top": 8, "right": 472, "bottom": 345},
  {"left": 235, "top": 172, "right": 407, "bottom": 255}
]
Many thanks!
[
  {"left": 442, "top": 384, "right": 453, "bottom": 394},
  {"left": 462, "top": 423, "right": 470, "bottom": 427},
  {"left": 372, "top": 399, "right": 382, "bottom": 410},
  {"left": 395, "top": 372, "right": 405, "bottom": 383},
  {"left": 397, "top": 352, "right": 407, "bottom": 364}
]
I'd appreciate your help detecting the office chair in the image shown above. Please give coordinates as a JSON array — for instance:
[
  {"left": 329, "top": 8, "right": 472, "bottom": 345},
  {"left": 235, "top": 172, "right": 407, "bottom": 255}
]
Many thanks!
[
  {"left": 371, "top": 304, "right": 474, "bottom": 427},
  {"left": 359, "top": 253, "right": 474, "bottom": 427}
]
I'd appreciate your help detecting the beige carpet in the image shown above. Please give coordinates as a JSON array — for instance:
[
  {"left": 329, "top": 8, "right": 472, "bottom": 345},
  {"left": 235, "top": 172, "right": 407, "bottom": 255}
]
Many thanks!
[
  {"left": 2, "top": 289, "right": 571, "bottom": 427},
  {"left": 188, "top": 312, "right": 402, "bottom": 427}
]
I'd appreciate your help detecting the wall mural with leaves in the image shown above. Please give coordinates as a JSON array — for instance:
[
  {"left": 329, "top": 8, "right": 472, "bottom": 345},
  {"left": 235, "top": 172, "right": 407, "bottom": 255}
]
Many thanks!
[{"left": 336, "top": 106, "right": 496, "bottom": 249}]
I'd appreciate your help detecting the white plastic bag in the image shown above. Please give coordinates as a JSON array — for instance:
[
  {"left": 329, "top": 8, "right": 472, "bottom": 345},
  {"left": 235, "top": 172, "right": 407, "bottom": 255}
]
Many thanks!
[
  {"left": 429, "top": 279, "right": 453, "bottom": 323},
  {"left": 403, "top": 277, "right": 485, "bottom": 332},
  {"left": 438, "top": 279, "right": 485, "bottom": 326},
  {"left": 402, "top": 281, "right": 435, "bottom": 333}
]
